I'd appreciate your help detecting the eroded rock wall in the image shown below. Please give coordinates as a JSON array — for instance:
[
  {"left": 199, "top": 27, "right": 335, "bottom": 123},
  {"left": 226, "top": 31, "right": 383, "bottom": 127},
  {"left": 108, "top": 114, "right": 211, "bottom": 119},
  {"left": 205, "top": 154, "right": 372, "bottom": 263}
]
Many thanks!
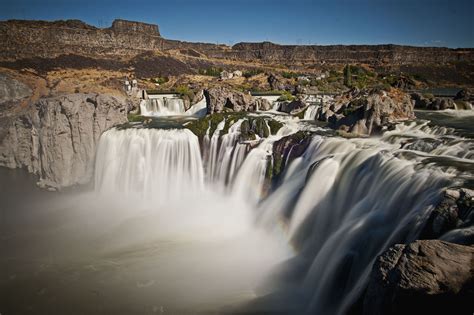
[{"left": 0, "top": 93, "right": 129, "bottom": 189}]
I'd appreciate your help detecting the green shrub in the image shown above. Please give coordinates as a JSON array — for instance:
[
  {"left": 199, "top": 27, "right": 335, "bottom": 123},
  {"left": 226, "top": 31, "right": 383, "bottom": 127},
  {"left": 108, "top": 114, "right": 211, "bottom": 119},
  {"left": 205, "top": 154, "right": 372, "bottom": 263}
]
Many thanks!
[
  {"left": 198, "top": 67, "right": 223, "bottom": 77},
  {"left": 278, "top": 90, "right": 295, "bottom": 101},
  {"left": 175, "top": 85, "right": 194, "bottom": 99},
  {"left": 298, "top": 79, "right": 310, "bottom": 86},
  {"left": 243, "top": 68, "right": 264, "bottom": 78},
  {"left": 422, "top": 93, "right": 434, "bottom": 99},
  {"left": 151, "top": 77, "right": 169, "bottom": 84},
  {"left": 281, "top": 71, "right": 299, "bottom": 79},
  {"left": 127, "top": 113, "right": 144, "bottom": 122}
]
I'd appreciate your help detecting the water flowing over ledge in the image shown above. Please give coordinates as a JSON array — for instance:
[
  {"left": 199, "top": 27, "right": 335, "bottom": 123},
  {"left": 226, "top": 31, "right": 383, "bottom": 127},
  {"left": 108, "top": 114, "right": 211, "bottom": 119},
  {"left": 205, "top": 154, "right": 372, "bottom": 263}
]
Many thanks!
[{"left": 89, "top": 110, "right": 472, "bottom": 313}]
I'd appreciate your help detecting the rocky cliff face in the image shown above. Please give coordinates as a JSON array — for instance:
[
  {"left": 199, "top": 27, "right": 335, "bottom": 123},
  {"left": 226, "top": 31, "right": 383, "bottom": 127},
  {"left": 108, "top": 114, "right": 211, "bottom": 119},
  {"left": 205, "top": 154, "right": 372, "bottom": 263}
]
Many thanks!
[
  {"left": 111, "top": 19, "right": 160, "bottom": 35},
  {"left": 221, "top": 42, "right": 474, "bottom": 66},
  {"left": 0, "top": 73, "right": 31, "bottom": 105},
  {"left": 0, "top": 19, "right": 167, "bottom": 60},
  {"left": 0, "top": 93, "right": 129, "bottom": 189},
  {"left": 1, "top": 19, "right": 473, "bottom": 66}
]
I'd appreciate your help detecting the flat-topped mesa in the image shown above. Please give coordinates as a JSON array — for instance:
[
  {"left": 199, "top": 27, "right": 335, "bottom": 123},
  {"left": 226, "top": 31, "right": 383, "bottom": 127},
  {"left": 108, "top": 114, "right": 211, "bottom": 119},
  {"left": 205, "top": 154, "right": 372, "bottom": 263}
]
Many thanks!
[
  {"left": 0, "top": 18, "right": 473, "bottom": 66},
  {"left": 110, "top": 19, "right": 160, "bottom": 36}
]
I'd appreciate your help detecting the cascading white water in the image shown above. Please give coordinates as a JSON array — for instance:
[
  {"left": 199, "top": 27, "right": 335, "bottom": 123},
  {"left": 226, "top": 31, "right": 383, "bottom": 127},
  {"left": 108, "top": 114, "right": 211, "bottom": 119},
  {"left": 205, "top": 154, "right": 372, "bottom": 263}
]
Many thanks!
[
  {"left": 382, "top": 120, "right": 474, "bottom": 159},
  {"left": 140, "top": 97, "right": 185, "bottom": 116},
  {"left": 207, "top": 119, "right": 226, "bottom": 180},
  {"left": 231, "top": 122, "right": 299, "bottom": 205},
  {"left": 255, "top": 135, "right": 454, "bottom": 314},
  {"left": 212, "top": 119, "right": 247, "bottom": 185},
  {"left": 89, "top": 110, "right": 472, "bottom": 314},
  {"left": 95, "top": 128, "right": 204, "bottom": 201},
  {"left": 185, "top": 97, "right": 207, "bottom": 117},
  {"left": 303, "top": 105, "right": 320, "bottom": 120}
]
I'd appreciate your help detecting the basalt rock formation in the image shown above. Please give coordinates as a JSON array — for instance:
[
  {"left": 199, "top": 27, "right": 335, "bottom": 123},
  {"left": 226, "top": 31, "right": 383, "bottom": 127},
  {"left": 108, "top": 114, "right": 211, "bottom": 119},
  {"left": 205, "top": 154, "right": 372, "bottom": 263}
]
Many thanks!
[
  {"left": 1, "top": 19, "right": 473, "bottom": 68},
  {"left": 0, "top": 93, "right": 130, "bottom": 189},
  {"left": 323, "top": 88, "right": 415, "bottom": 135},
  {"left": 204, "top": 87, "right": 254, "bottom": 113},
  {"left": 420, "top": 188, "right": 474, "bottom": 245},
  {"left": 362, "top": 240, "right": 474, "bottom": 315}
]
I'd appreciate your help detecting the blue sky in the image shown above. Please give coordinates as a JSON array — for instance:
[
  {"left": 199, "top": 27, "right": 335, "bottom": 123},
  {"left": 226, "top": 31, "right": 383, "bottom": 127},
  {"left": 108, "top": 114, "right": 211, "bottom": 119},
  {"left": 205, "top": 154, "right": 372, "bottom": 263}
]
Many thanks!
[{"left": 1, "top": 0, "right": 473, "bottom": 48}]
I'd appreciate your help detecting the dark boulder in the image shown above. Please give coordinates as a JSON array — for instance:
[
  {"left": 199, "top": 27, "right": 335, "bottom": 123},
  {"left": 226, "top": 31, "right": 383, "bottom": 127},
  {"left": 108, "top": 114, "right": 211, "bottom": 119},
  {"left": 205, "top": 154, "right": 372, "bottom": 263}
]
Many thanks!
[
  {"left": 420, "top": 188, "right": 474, "bottom": 243},
  {"left": 410, "top": 92, "right": 431, "bottom": 109},
  {"left": 248, "top": 97, "right": 272, "bottom": 111},
  {"left": 279, "top": 99, "right": 306, "bottom": 114},
  {"left": 454, "top": 89, "right": 470, "bottom": 101},
  {"left": 427, "top": 97, "right": 456, "bottom": 110},
  {"left": 363, "top": 240, "right": 474, "bottom": 315}
]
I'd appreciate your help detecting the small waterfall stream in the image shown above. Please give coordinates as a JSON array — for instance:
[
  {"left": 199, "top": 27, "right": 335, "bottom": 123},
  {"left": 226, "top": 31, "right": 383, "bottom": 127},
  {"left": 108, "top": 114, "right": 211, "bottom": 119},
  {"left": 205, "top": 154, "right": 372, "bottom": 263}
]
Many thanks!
[
  {"left": 303, "top": 105, "right": 320, "bottom": 120},
  {"left": 140, "top": 97, "right": 186, "bottom": 116}
]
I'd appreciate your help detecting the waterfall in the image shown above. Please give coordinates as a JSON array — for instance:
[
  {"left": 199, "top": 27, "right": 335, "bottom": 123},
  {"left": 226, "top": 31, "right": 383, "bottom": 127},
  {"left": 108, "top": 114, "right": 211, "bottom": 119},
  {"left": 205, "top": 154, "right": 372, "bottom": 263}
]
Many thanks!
[
  {"left": 303, "top": 105, "right": 320, "bottom": 120},
  {"left": 382, "top": 120, "right": 474, "bottom": 159},
  {"left": 256, "top": 135, "right": 452, "bottom": 314},
  {"left": 90, "top": 111, "right": 471, "bottom": 314},
  {"left": 231, "top": 122, "right": 299, "bottom": 204},
  {"left": 185, "top": 97, "right": 207, "bottom": 117},
  {"left": 207, "top": 119, "right": 226, "bottom": 180},
  {"left": 213, "top": 119, "right": 247, "bottom": 184},
  {"left": 140, "top": 97, "right": 185, "bottom": 116},
  {"left": 94, "top": 128, "right": 204, "bottom": 201}
]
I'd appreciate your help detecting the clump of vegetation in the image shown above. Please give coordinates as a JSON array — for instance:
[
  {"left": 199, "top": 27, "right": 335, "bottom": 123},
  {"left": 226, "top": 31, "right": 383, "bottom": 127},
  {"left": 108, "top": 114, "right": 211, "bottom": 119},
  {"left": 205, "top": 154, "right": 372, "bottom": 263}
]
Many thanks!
[
  {"left": 277, "top": 90, "right": 295, "bottom": 101},
  {"left": 185, "top": 113, "right": 224, "bottom": 139},
  {"left": 185, "top": 112, "right": 283, "bottom": 141},
  {"left": 150, "top": 76, "right": 169, "bottom": 85},
  {"left": 271, "top": 131, "right": 309, "bottom": 180},
  {"left": 176, "top": 85, "right": 194, "bottom": 100},
  {"left": 127, "top": 113, "right": 145, "bottom": 122},
  {"left": 281, "top": 71, "right": 300, "bottom": 79},
  {"left": 267, "top": 119, "right": 283, "bottom": 134},
  {"left": 198, "top": 67, "right": 223, "bottom": 77},
  {"left": 298, "top": 79, "right": 310, "bottom": 86},
  {"left": 243, "top": 68, "right": 264, "bottom": 78},
  {"left": 343, "top": 65, "right": 377, "bottom": 89},
  {"left": 422, "top": 93, "right": 435, "bottom": 99}
]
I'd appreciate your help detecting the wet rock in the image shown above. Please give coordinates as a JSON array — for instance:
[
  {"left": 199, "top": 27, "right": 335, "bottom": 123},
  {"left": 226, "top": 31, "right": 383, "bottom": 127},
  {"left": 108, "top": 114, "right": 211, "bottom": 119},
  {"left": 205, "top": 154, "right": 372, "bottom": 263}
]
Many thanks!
[
  {"left": 454, "top": 89, "right": 470, "bottom": 101},
  {"left": 454, "top": 100, "right": 473, "bottom": 110},
  {"left": 279, "top": 99, "right": 306, "bottom": 114},
  {"left": 427, "top": 97, "right": 456, "bottom": 110},
  {"left": 204, "top": 87, "right": 254, "bottom": 113},
  {"left": 410, "top": 92, "right": 432, "bottom": 109},
  {"left": 248, "top": 97, "right": 272, "bottom": 111},
  {"left": 271, "top": 131, "right": 312, "bottom": 183},
  {"left": 0, "top": 93, "right": 129, "bottom": 189},
  {"left": 363, "top": 240, "right": 474, "bottom": 315},
  {"left": 420, "top": 187, "right": 474, "bottom": 245}
]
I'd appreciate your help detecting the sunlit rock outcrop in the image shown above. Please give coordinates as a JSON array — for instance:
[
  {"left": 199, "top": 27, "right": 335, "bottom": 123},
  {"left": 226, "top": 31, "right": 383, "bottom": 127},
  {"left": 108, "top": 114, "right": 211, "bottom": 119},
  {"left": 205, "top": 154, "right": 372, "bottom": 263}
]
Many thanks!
[{"left": 0, "top": 93, "right": 130, "bottom": 189}]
